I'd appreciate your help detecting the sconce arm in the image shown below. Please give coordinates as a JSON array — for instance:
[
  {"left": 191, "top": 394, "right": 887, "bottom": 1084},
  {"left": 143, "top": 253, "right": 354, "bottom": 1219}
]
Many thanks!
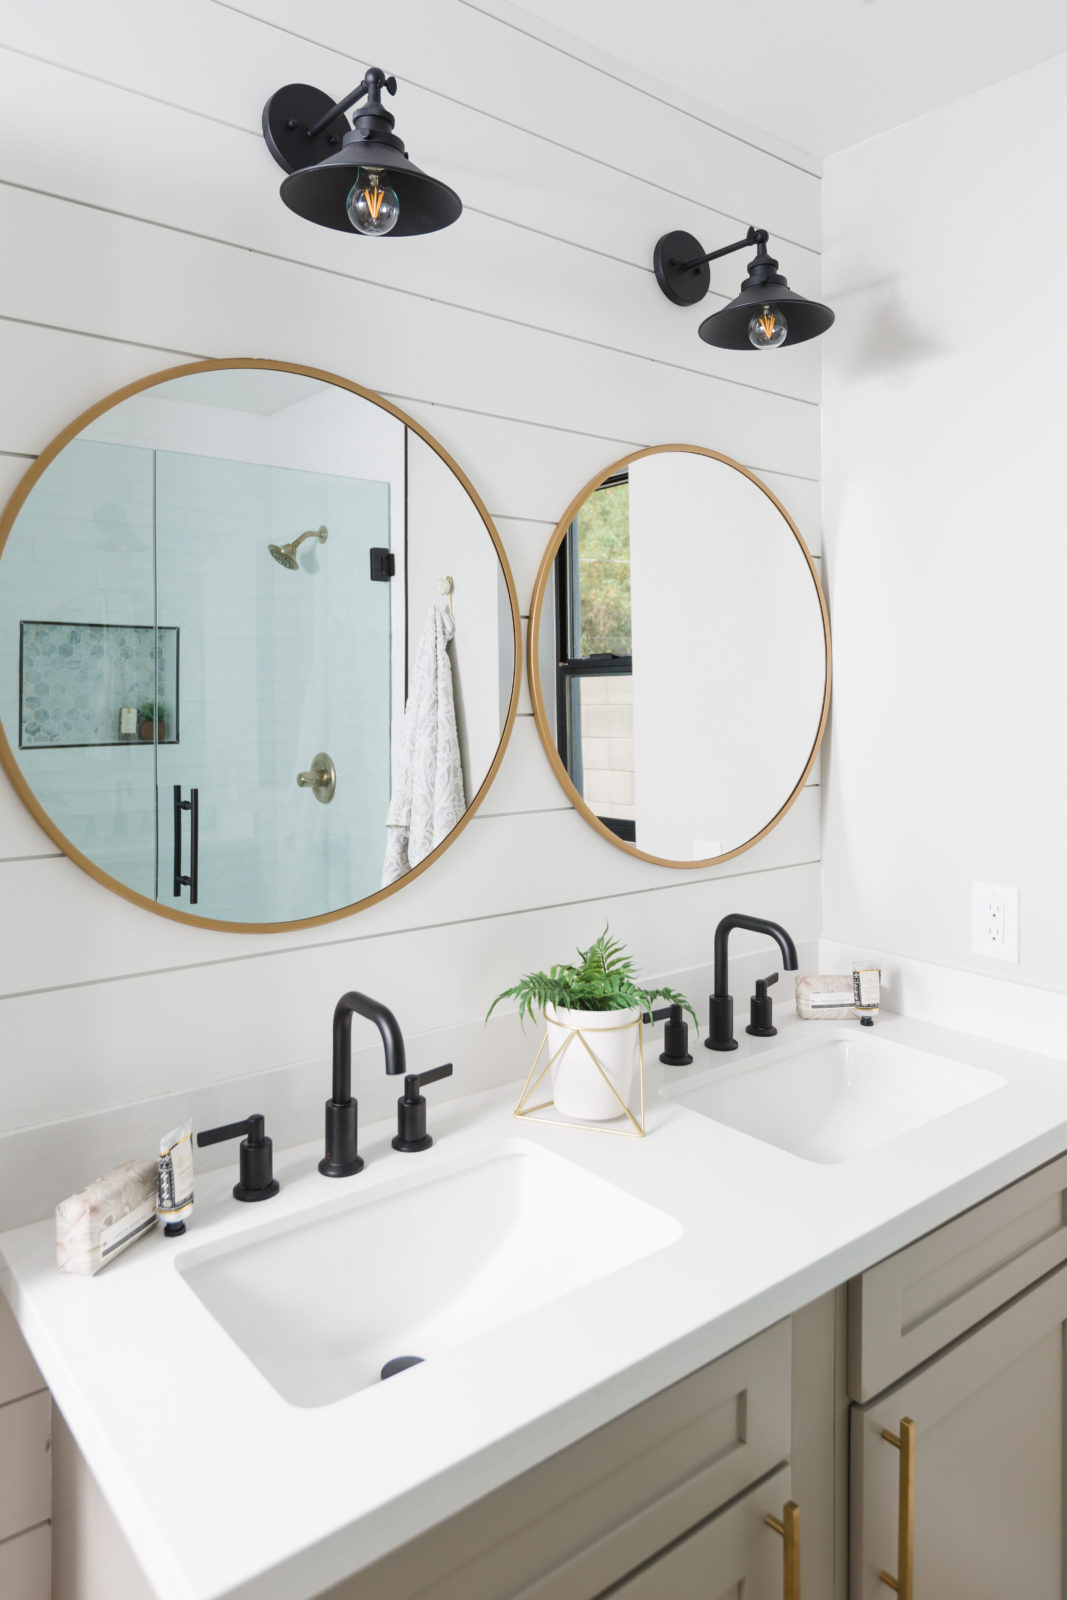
[
  {"left": 676, "top": 226, "right": 766, "bottom": 273},
  {"left": 305, "top": 68, "right": 398, "bottom": 141}
]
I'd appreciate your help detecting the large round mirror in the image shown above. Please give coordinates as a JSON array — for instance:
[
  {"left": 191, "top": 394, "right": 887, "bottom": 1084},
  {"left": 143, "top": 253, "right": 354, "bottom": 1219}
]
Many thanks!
[
  {"left": 529, "top": 446, "right": 829, "bottom": 865},
  {"left": 0, "top": 360, "right": 520, "bottom": 930}
]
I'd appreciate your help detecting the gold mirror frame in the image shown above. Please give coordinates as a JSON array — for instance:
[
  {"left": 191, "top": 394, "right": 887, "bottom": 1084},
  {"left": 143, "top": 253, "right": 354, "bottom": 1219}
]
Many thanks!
[
  {"left": 527, "top": 444, "right": 830, "bottom": 869},
  {"left": 0, "top": 357, "right": 522, "bottom": 932}
]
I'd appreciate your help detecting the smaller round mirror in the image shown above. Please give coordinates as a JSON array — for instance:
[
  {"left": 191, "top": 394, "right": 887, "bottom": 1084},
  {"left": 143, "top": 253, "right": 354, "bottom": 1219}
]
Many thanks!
[{"left": 529, "top": 446, "right": 830, "bottom": 866}]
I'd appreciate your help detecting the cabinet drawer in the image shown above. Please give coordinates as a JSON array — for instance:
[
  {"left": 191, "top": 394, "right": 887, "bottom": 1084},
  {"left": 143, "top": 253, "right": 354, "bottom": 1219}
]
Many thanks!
[
  {"left": 595, "top": 1464, "right": 792, "bottom": 1599},
  {"left": 321, "top": 1320, "right": 791, "bottom": 1600},
  {"left": 0, "top": 1522, "right": 51, "bottom": 1599},
  {"left": 0, "top": 1294, "right": 43, "bottom": 1406},
  {"left": 848, "top": 1149, "right": 1067, "bottom": 1400},
  {"left": 0, "top": 1390, "right": 52, "bottom": 1543}
]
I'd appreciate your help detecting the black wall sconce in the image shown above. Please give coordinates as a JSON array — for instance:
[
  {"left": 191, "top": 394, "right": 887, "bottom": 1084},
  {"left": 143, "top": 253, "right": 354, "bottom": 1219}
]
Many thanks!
[
  {"left": 262, "top": 67, "right": 462, "bottom": 237},
  {"left": 653, "top": 227, "right": 834, "bottom": 349}
]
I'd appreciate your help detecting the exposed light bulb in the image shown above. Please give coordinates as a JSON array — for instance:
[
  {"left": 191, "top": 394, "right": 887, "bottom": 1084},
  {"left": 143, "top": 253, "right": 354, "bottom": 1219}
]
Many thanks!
[
  {"left": 748, "top": 304, "right": 788, "bottom": 349},
  {"left": 346, "top": 169, "right": 400, "bottom": 236}
]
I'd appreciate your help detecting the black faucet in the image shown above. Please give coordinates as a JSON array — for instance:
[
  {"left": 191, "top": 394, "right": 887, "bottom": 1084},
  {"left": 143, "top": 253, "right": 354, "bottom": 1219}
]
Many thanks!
[
  {"left": 320, "top": 992, "right": 407, "bottom": 1177},
  {"left": 706, "top": 914, "right": 798, "bottom": 1052}
]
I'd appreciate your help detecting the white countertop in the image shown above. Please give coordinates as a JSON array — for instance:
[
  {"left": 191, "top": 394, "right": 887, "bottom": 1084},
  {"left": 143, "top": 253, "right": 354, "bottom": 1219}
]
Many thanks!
[{"left": 4, "top": 1008, "right": 1067, "bottom": 1600}]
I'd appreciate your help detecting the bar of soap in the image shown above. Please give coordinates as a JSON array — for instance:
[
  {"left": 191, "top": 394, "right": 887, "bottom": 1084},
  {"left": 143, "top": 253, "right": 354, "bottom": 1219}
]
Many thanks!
[
  {"left": 795, "top": 973, "right": 857, "bottom": 1020},
  {"left": 56, "top": 1158, "right": 158, "bottom": 1276}
]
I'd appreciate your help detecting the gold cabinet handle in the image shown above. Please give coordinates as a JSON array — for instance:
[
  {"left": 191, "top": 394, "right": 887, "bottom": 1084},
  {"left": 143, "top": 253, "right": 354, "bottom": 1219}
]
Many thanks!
[
  {"left": 765, "top": 1500, "right": 800, "bottom": 1600},
  {"left": 879, "top": 1417, "right": 915, "bottom": 1598}
]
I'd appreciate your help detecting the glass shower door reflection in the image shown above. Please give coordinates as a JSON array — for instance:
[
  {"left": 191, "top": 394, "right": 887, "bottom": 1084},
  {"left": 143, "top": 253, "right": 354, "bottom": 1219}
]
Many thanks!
[{"left": 153, "top": 451, "right": 392, "bottom": 924}]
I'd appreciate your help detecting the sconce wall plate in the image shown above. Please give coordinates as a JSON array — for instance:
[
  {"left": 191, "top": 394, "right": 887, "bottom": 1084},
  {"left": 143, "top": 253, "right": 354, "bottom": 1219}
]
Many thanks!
[{"left": 653, "top": 230, "right": 712, "bottom": 306}]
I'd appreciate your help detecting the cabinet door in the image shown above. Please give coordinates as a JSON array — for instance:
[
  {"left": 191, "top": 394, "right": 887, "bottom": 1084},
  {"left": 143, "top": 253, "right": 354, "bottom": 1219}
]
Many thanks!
[
  {"left": 601, "top": 1465, "right": 794, "bottom": 1600},
  {"left": 850, "top": 1261, "right": 1067, "bottom": 1599}
]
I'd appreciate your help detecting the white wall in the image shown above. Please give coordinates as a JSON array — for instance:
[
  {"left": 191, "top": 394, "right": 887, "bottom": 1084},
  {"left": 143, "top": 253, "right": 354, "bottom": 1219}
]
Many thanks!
[
  {"left": 821, "top": 52, "right": 1067, "bottom": 993},
  {"left": 0, "top": 0, "right": 823, "bottom": 1227}
]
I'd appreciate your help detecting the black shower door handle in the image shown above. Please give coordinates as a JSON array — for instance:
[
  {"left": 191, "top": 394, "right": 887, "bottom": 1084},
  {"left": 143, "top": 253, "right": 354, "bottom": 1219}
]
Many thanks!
[{"left": 173, "top": 784, "right": 199, "bottom": 905}]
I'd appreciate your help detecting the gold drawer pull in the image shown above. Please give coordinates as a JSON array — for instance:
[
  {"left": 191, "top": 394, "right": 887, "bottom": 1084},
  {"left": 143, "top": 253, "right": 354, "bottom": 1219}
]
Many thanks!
[
  {"left": 879, "top": 1417, "right": 916, "bottom": 1598},
  {"left": 765, "top": 1499, "right": 800, "bottom": 1600}
]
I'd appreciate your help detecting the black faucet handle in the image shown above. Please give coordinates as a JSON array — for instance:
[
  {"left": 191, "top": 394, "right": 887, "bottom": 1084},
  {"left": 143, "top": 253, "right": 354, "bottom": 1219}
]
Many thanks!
[
  {"left": 642, "top": 1003, "right": 692, "bottom": 1066},
  {"left": 747, "top": 973, "right": 780, "bottom": 1039},
  {"left": 196, "top": 1113, "right": 279, "bottom": 1202},
  {"left": 393, "top": 1063, "right": 453, "bottom": 1153},
  {"left": 408, "top": 1063, "right": 454, "bottom": 1092}
]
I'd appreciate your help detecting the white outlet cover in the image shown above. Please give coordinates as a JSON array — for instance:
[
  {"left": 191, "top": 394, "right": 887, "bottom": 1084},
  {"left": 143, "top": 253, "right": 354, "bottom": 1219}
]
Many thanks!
[{"left": 972, "top": 881, "right": 1020, "bottom": 963}]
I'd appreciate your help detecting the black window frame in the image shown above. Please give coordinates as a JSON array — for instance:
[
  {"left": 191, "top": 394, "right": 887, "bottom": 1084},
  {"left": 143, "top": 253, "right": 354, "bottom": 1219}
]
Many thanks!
[{"left": 553, "top": 471, "right": 635, "bottom": 843}]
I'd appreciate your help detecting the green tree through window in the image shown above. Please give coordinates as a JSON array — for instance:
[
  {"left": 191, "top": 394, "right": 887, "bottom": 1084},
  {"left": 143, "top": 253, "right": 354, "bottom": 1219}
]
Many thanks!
[{"left": 576, "top": 478, "right": 631, "bottom": 657}]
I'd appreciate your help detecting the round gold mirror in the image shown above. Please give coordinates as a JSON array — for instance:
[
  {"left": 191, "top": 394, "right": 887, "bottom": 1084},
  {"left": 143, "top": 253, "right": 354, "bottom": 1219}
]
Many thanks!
[
  {"left": 0, "top": 359, "right": 521, "bottom": 930},
  {"left": 528, "top": 445, "right": 829, "bottom": 866}
]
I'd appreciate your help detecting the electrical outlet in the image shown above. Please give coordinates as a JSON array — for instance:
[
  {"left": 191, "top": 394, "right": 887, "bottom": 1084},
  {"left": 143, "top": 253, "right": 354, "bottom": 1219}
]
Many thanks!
[{"left": 971, "top": 882, "right": 1020, "bottom": 962}]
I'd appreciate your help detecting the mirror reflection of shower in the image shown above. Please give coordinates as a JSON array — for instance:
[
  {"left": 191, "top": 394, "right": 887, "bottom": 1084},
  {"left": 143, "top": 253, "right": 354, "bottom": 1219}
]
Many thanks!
[{"left": 268, "top": 525, "right": 328, "bottom": 571}]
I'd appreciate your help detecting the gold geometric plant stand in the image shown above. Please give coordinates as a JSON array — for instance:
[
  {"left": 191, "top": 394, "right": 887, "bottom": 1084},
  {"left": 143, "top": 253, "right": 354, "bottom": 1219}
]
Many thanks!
[{"left": 514, "top": 1014, "right": 645, "bottom": 1138}]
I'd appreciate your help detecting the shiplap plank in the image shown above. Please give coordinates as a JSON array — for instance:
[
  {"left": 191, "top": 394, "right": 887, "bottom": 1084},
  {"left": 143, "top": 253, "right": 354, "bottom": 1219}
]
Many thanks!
[
  {"left": 0, "top": 787, "right": 818, "bottom": 999},
  {"left": 477, "top": 715, "right": 571, "bottom": 818},
  {"left": 0, "top": 189, "right": 818, "bottom": 473},
  {"left": 0, "top": 781, "right": 59, "bottom": 863},
  {"left": 494, "top": 516, "right": 557, "bottom": 604},
  {"left": 0, "top": 1, "right": 820, "bottom": 248},
  {"left": 382, "top": 402, "right": 647, "bottom": 523},
  {"left": 0, "top": 861, "right": 822, "bottom": 1134},
  {"left": 757, "top": 471, "right": 823, "bottom": 556},
  {"left": 469, "top": 0, "right": 822, "bottom": 175}
]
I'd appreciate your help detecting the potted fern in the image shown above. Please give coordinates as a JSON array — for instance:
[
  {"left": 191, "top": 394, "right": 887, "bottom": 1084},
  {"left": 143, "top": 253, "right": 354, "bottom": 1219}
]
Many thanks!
[{"left": 487, "top": 927, "right": 696, "bottom": 1122}]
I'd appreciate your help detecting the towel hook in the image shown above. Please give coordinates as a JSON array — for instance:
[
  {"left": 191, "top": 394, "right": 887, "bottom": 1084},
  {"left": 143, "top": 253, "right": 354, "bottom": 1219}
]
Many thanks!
[{"left": 436, "top": 575, "right": 455, "bottom": 617}]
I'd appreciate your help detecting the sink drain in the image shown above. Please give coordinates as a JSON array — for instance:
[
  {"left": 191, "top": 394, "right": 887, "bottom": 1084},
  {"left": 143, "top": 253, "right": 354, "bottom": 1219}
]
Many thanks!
[{"left": 380, "top": 1355, "right": 425, "bottom": 1381}]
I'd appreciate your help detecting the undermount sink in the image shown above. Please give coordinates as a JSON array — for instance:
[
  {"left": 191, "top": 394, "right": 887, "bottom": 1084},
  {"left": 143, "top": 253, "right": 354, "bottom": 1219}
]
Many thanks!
[
  {"left": 663, "top": 1029, "right": 1005, "bottom": 1165},
  {"left": 178, "top": 1144, "right": 681, "bottom": 1407}
]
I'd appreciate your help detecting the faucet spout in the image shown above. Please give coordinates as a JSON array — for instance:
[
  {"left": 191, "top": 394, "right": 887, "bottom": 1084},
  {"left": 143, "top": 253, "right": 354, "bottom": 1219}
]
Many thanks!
[
  {"left": 712, "top": 915, "right": 798, "bottom": 998},
  {"left": 321, "top": 991, "right": 407, "bottom": 1178},
  {"left": 331, "top": 991, "right": 407, "bottom": 1103},
  {"left": 707, "top": 914, "right": 798, "bottom": 1053}
]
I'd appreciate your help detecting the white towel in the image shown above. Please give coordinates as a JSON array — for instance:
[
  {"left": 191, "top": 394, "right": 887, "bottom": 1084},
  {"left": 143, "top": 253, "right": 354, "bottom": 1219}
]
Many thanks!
[{"left": 382, "top": 604, "right": 467, "bottom": 886}]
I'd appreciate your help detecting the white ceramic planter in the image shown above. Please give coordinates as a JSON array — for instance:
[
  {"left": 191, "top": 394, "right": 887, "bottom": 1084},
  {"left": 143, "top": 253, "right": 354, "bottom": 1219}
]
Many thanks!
[{"left": 544, "top": 1003, "right": 643, "bottom": 1122}]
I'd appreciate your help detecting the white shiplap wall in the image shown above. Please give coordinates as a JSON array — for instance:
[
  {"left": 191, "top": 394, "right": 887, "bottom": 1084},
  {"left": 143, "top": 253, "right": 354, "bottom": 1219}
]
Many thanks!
[{"left": 0, "top": 0, "right": 823, "bottom": 1227}]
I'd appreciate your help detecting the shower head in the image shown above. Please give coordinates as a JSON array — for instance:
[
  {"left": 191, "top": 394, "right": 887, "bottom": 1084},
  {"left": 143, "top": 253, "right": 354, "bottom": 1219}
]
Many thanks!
[{"left": 268, "top": 525, "right": 328, "bottom": 570}]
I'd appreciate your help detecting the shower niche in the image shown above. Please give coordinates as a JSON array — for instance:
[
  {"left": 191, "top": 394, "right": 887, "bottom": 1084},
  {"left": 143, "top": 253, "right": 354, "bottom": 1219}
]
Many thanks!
[{"left": 0, "top": 361, "right": 520, "bottom": 929}]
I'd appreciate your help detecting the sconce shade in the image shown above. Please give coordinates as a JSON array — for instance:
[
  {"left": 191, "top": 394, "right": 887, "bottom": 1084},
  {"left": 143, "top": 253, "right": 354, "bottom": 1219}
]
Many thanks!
[
  {"left": 263, "top": 79, "right": 462, "bottom": 236},
  {"left": 699, "top": 282, "right": 835, "bottom": 349},
  {"left": 279, "top": 147, "right": 462, "bottom": 236}
]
